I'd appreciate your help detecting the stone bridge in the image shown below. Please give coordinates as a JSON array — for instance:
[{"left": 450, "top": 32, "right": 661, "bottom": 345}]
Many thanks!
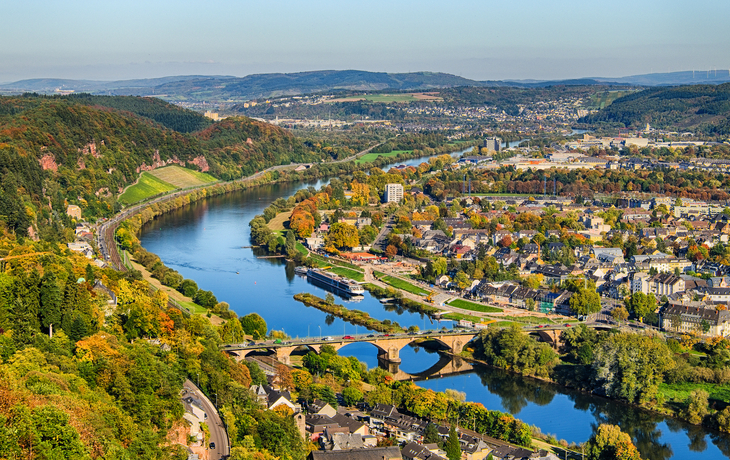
[{"left": 224, "top": 331, "right": 479, "bottom": 366}]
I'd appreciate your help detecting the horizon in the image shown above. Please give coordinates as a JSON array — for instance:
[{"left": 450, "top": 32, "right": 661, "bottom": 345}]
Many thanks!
[
  {"left": 2, "top": 67, "right": 730, "bottom": 87},
  {"left": 3, "top": 0, "right": 728, "bottom": 84}
]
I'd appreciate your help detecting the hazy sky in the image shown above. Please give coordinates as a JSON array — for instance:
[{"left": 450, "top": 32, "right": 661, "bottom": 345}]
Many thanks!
[{"left": 2, "top": 0, "right": 729, "bottom": 82}]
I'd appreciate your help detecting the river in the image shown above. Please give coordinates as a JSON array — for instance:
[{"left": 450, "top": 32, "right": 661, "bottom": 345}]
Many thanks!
[{"left": 138, "top": 150, "right": 729, "bottom": 459}]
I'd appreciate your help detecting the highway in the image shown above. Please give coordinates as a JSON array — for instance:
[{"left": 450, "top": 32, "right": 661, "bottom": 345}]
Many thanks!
[{"left": 182, "top": 379, "right": 229, "bottom": 460}]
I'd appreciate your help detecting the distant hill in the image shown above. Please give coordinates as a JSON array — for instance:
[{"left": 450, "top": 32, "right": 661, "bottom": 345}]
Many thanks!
[
  {"left": 579, "top": 83, "right": 730, "bottom": 135},
  {"left": 593, "top": 70, "right": 730, "bottom": 86},
  {"left": 0, "top": 94, "right": 316, "bottom": 236},
  {"left": 3, "top": 70, "right": 730, "bottom": 102}
]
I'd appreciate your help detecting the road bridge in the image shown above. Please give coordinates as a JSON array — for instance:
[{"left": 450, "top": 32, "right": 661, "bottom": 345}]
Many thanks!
[{"left": 223, "top": 330, "right": 479, "bottom": 366}]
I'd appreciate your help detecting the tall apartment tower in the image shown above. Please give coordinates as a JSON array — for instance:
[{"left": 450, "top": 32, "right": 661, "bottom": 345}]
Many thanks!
[
  {"left": 384, "top": 183, "right": 404, "bottom": 203},
  {"left": 483, "top": 137, "right": 502, "bottom": 152}
]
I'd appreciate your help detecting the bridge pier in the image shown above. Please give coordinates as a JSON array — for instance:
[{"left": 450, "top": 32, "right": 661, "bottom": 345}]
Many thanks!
[{"left": 377, "top": 346, "right": 401, "bottom": 364}]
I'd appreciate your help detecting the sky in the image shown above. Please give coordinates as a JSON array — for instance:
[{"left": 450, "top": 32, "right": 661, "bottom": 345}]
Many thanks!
[{"left": 2, "top": 0, "right": 729, "bottom": 83}]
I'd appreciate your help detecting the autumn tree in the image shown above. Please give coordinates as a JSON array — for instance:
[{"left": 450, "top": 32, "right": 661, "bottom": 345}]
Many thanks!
[
  {"left": 326, "top": 222, "right": 359, "bottom": 250},
  {"left": 585, "top": 424, "right": 642, "bottom": 460}
]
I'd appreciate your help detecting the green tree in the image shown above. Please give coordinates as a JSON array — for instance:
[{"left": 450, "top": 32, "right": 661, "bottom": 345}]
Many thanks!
[
  {"left": 681, "top": 389, "right": 709, "bottom": 425},
  {"left": 423, "top": 423, "right": 441, "bottom": 445},
  {"left": 342, "top": 386, "right": 364, "bottom": 406},
  {"left": 591, "top": 333, "right": 674, "bottom": 404},
  {"left": 569, "top": 287, "right": 601, "bottom": 316},
  {"left": 179, "top": 279, "right": 198, "bottom": 297},
  {"left": 240, "top": 313, "right": 267, "bottom": 339},
  {"left": 625, "top": 292, "right": 656, "bottom": 322},
  {"left": 445, "top": 425, "right": 461, "bottom": 460}
]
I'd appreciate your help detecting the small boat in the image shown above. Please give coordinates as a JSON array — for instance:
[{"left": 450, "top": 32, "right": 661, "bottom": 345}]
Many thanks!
[{"left": 294, "top": 266, "right": 308, "bottom": 275}]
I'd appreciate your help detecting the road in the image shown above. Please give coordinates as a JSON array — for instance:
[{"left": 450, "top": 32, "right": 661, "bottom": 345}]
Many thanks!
[{"left": 182, "top": 379, "right": 229, "bottom": 460}]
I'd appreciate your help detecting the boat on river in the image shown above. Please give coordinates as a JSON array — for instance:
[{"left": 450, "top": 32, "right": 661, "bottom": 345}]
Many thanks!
[
  {"left": 307, "top": 268, "right": 365, "bottom": 295},
  {"left": 294, "top": 266, "right": 308, "bottom": 275}
]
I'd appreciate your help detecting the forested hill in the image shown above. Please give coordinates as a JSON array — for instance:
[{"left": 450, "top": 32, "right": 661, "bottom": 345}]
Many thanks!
[
  {"left": 579, "top": 83, "right": 730, "bottom": 135},
  {"left": 0, "top": 94, "right": 315, "bottom": 238}
]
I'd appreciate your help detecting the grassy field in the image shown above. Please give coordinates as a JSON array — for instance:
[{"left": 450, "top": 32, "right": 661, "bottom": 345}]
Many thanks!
[
  {"left": 356, "top": 150, "right": 412, "bottom": 164},
  {"left": 447, "top": 299, "right": 502, "bottom": 313},
  {"left": 379, "top": 275, "right": 429, "bottom": 296},
  {"left": 267, "top": 211, "right": 290, "bottom": 231},
  {"left": 149, "top": 165, "right": 217, "bottom": 188},
  {"left": 442, "top": 312, "right": 483, "bottom": 323},
  {"left": 588, "top": 90, "right": 636, "bottom": 109},
  {"left": 295, "top": 242, "right": 308, "bottom": 256},
  {"left": 119, "top": 173, "right": 177, "bottom": 205},
  {"left": 326, "top": 266, "right": 365, "bottom": 282},
  {"left": 119, "top": 166, "right": 217, "bottom": 205},
  {"left": 659, "top": 382, "right": 730, "bottom": 404}
]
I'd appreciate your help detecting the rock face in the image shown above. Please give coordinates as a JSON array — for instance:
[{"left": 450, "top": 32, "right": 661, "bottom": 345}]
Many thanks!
[
  {"left": 189, "top": 156, "right": 209, "bottom": 172},
  {"left": 39, "top": 154, "right": 58, "bottom": 171},
  {"left": 79, "top": 142, "right": 102, "bottom": 158},
  {"left": 136, "top": 151, "right": 188, "bottom": 173}
]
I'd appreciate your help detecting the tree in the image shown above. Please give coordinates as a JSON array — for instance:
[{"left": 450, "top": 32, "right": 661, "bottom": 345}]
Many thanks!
[
  {"left": 445, "top": 425, "right": 461, "bottom": 460},
  {"left": 179, "top": 279, "right": 198, "bottom": 297},
  {"left": 385, "top": 245, "right": 398, "bottom": 259},
  {"left": 625, "top": 292, "right": 656, "bottom": 322},
  {"left": 611, "top": 306, "right": 629, "bottom": 324},
  {"left": 240, "top": 313, "right": 267, "bottom": 339},
  {"left": 585, "top": 424, "right": 642, "bottom": 460},
  {"left": 423, "top": 423, "right": 441, "bottom": 445},
  {"left": 681, "top": 389, "right": 709, "bottom": 425},
  {"left": 327, "top": 222, "right": 359, "bottom": 249},
  {"left": 569, "top": 287, "right": 601, "bottom": 316},
  {"left": 341, "top": 386, "right": 363, "bottom": 406},
  {"left": 591, "top": 333, "right": 674, "bottom": 404}
]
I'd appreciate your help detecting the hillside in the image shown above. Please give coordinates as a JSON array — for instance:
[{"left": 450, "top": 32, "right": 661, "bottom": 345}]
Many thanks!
[
  {"left": 0, "top": 94, "right": 316, "bottom": 237},
  {"left": 579, "top": 83, "right": 730, "bottom": 135}
]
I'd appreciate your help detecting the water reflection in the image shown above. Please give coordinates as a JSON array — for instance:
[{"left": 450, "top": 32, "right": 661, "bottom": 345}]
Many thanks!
[{"left": 426, "top": 364, "right": 730, "bottom": 460}]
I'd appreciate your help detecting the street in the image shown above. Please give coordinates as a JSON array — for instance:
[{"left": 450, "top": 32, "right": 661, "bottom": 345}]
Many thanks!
[{"left": 182, "top": 379, "right": 229, "bottom": 460}]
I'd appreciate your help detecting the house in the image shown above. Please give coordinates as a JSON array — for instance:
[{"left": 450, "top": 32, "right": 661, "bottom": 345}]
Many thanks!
[
  {"left": 251, "top": 384, "right": 300, "bottom": 413},
  {"left": 693, "top": 286, "right": 730, "bottom": 304},
  {"left": 308, "top": 400, "right": 338, "bottom": 417},
  {"left": 535, "top": 264, "right": 572, "bottom": 284},
  {"left": 660, "top": 303, "right": 730, "bottom": 337},
  {"left": 306, "top": 237, "right": 325, "bottom": 250},
  {"left": 308, "top": 446, "right": 403, "bottom": 460},
  {"left": 68, "top": 241, "right": 94, "bottom": 259},
  {"left": 401, "top": 442, "right": 446, "bottom": 460},
  {"left": 66, "top": 204, "right": 82, "bottom": 219},
  {"left": 649, "top": 273, "right": 686, "bottom": 297},
  {"left": 631, "top": 272, "right": 650, "bottom": 294}
]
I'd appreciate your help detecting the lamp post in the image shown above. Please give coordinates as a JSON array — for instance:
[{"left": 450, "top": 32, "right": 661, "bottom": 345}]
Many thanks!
[
  {"left": 318, "top": 325, "right": 322, "bottom": 340},
  {"left": 215, "top": 393, "right": 218, "bottom": 408},
  {"left": 197, "top": 373, "right": 200, "bottom": 387}
]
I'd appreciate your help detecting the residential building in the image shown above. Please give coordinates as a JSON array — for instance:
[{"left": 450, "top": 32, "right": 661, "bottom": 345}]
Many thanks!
[
  {"left": 384, "top": 184, "right": 404, "bottom": 203},
  {"left": 660, "top": 303, "right": 730, "bottom": 337},
  {"left": 649, "top": 273, "right": 685, "bottom": 297},
  {"left": 308, "top": 446, "right": 402, "bottom": 460}
]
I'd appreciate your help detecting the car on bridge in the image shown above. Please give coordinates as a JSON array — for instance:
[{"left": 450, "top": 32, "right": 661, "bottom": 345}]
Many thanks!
[{"left": 342, "top": 335, "right": 354, "bottom": 340}]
